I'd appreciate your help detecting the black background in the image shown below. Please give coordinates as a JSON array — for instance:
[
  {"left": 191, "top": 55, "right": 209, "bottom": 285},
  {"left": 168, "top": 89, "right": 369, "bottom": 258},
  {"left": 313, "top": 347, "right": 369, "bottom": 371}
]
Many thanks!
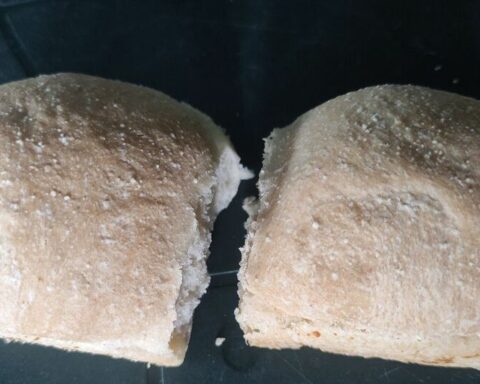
[{"left": 0, "top": 0, "right": 479, "bottom": 383}]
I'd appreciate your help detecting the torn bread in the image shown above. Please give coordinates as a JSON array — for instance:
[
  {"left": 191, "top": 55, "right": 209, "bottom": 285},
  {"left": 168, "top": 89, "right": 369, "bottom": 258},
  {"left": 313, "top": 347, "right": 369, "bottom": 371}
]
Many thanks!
[
  {"left": 0, "top": 73, "right": 250, "bottom": 366},
  {"left": 236, "top": 85, "right": 480, "bottom": 369}
]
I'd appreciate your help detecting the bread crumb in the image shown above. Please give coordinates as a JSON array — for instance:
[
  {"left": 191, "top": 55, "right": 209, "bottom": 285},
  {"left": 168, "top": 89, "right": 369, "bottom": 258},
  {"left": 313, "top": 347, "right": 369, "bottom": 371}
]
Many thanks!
[
  {"left": 215, "top": 337, "right": 225, "bottom": 347},
  {"left": 59, "top": 135, "right": 70, "bottom": 145}
]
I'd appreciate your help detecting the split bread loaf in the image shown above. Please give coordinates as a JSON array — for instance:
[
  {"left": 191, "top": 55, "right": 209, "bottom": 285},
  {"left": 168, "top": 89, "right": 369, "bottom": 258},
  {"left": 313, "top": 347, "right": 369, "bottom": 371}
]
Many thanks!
[
  {"left": 236, "top": 85, "right": 480, "bottom": 369},
  {"left": 0, "top": 73, "right": 250, "bottom": 366}
]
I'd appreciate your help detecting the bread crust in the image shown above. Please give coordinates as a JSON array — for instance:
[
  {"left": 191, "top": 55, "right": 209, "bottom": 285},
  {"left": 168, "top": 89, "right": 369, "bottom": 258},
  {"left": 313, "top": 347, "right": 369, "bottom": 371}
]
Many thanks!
[{"left": 237, "top": 85, "right": 480, "bottom": 369}]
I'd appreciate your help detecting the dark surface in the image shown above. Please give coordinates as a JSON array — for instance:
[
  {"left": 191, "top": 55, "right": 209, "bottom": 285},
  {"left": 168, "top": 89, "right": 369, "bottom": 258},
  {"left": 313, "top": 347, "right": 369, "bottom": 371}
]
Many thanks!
[{"left": 0, "top": 0, "right": 479, "bottom": 383}]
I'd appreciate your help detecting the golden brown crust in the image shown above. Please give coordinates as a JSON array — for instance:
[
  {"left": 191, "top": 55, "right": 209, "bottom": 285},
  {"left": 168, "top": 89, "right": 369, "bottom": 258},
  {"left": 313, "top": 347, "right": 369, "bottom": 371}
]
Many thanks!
[{"left": 237, "top": 85, "right": 480, "bottom": 369}]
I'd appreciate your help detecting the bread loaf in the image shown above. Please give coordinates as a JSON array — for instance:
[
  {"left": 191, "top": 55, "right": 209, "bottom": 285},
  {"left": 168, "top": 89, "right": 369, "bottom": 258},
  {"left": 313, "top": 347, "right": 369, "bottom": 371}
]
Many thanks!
[
  {"left": 236, "top": 85, "right": 480, "bottom": 369},
  {"left": 0, "top": 73, "right": 250, "bottom": 366}
]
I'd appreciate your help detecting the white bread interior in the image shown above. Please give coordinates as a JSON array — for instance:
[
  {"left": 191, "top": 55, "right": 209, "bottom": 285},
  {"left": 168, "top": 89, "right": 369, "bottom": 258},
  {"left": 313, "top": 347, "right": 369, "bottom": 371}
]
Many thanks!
[
  {"left": 236, "top": 85, "right": 480, "bottom": 369},
  {"left": 0, "top": 73, "right": 250, "bottom": 366}
]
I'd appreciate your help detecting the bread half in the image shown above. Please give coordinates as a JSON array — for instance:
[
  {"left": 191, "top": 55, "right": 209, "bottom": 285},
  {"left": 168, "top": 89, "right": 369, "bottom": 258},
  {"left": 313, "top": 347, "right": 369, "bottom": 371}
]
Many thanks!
[
  {"left": 0, "top": 73, "right": 250, "bottom": 366},
  {"left": 236, "top": 85, "right": 480, "bottom": 369}
]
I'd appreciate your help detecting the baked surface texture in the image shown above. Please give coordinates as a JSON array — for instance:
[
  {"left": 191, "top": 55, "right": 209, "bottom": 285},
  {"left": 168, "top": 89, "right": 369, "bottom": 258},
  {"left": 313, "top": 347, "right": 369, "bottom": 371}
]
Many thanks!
[
  {"left": 236, "top": 85, "right": 480, "bottom": 369},
  {"left": 0, "top": 73, "right": 248, "bottom": 366}
]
